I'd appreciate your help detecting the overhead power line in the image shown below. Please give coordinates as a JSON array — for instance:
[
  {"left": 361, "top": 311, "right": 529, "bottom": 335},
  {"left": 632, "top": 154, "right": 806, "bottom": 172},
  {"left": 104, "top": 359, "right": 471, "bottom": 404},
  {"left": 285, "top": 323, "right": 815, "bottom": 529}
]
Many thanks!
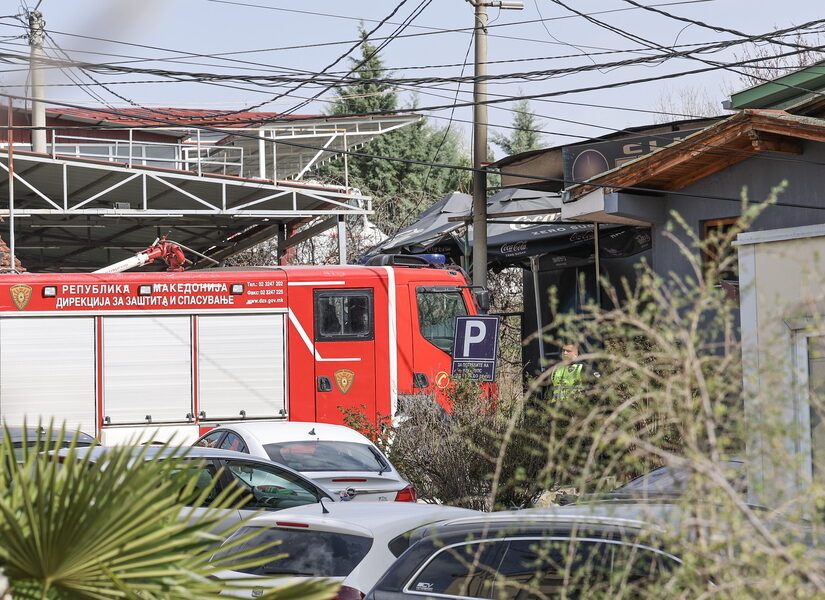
[
  {"left": 4, "top": 87, "right": 817, "bottom": 208},
  {"left": 0, "top": 20, "right": 818, "bottom": 92},
  {"left": 204, "top": 0, "right": 419, "bottom": 117},
  {"left": 0, "top": 38, "right": 816, "bottom": 126}
]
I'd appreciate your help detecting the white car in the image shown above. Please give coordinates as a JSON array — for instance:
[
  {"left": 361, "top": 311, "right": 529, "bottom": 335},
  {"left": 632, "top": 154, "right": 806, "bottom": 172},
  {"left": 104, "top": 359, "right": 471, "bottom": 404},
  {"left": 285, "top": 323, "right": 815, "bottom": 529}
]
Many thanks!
[
  {"left": 211, "top": 501, "right": 480, "bottom": 598},
  {"left": 194, "top": 422, "right": 415, "bottom": 502}
]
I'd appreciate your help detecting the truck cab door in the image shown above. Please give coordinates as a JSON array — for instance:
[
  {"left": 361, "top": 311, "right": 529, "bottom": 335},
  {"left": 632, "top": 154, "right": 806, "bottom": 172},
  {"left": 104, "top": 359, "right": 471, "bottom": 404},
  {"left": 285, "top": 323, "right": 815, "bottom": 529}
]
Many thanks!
[
  {"left": 312, "top": 288, "right": 377, "bottom": 425},
  {"left": 408, "top": 284, "right": 471, "bottom": 408}
]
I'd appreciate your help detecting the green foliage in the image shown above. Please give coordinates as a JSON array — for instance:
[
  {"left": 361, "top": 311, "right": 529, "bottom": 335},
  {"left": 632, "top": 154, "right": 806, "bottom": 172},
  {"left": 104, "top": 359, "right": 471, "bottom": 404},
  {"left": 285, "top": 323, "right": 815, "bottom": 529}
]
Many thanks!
[
  {"left": 0, "top": 425, "right": 337, "bottom": 600},
  {"left": 315, "top": 27, "right": 468, "bottom": 234},
  {"left": 490, "top": 98, "right": 545, "bottom": 156},
  {"left": 339, "top": 404, "right": 393, "bottom": 455},
  {"left": 395, "top": 185, "right": 825, "bottom": 596},
  {"left": 389, "top": 382, "right": 542, "bottom": 510}
]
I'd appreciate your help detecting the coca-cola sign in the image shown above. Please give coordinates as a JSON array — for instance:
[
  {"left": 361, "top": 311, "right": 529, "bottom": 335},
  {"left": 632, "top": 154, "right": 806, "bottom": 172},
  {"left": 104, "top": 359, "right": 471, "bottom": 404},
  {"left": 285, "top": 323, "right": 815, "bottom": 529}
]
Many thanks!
[
  {"left": 500, "top": 241, "right": 528, "bottom": 255},
  {"left": 507, "top": 212, "right": 560, "bottom": 231}
]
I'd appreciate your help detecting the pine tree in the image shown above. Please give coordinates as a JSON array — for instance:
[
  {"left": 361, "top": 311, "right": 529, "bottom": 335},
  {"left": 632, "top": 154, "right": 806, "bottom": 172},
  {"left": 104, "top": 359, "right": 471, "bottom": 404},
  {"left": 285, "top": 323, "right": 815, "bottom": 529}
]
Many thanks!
[
  {"left": 491, "top": 98, "right": 545, "bottom": 156},
  {"left": 316, "top": 27, "right": 468, "bottom": 234}
]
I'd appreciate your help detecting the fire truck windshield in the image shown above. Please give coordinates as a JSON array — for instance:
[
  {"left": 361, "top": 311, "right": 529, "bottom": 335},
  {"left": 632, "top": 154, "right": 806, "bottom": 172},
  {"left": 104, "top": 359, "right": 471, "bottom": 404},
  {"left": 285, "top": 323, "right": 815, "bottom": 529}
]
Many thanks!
[{"left": 416, "top": 287, "right": 468, "bottom": 353}]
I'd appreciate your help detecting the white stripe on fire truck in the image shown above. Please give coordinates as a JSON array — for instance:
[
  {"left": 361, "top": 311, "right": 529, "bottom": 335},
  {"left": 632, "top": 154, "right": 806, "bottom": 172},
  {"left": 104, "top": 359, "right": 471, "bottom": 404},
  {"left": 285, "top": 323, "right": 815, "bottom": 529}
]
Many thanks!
[
  {"left": 287, "top": 308, "right": 361, "bottom": 362},
  {"left": 287, "top": 281, "right": 346, "bottom": 286},
  {"left": 383, "top": 266, "right": 398, "bottom": 415}
]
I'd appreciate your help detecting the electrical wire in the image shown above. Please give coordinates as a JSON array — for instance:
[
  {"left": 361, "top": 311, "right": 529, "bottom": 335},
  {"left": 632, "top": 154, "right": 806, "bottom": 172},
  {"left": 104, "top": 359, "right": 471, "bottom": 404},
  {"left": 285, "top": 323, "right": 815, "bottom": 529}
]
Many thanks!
[
  {"left": 4, "top": 14, "right": 820, "bottom": 92},
  {"left": 208, "top": 0, "right": 418, "bottom": 118},
  {"left": 0, "top": 39, "right": 814, "bottom": 125},
  {"left": 4, "top": 83, "right": 825, "bottom": 214},
  {"left": 0, "top": 88, "right": 792, "bottom": 206},
  {"left": 546, "top": 0, "right": 825, "bottom": 107}
]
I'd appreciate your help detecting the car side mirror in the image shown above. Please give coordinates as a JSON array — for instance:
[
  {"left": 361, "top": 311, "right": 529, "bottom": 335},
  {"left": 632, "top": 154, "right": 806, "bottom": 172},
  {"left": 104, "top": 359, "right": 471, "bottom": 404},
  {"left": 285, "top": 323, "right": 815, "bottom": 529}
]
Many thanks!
[{"left": 473, "top": 288, "right": 490, "bottom": 313}]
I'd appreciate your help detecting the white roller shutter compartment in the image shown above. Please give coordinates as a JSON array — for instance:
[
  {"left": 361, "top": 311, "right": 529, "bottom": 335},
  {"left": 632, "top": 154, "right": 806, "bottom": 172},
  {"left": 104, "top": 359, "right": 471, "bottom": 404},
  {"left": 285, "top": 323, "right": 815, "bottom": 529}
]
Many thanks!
[
  {"left": 197, "top": 314, "right": 286, "bottom": 419},
  {"left": 102, "top": 316, "right": 192, "bottom": 424},
  {"left": 0, "top": 317, "right": 96, "bottom": 434}
]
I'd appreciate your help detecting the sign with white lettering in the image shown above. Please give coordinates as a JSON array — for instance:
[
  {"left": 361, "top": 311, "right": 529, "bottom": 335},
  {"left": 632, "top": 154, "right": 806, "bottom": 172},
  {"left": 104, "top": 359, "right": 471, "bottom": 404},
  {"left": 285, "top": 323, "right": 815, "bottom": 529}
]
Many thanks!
[
  {"left": 0, "top": 275, "right": 287, "bottom": 312},
  {"left": 451, "top": 315, "right": 500, "bottom": 382}
]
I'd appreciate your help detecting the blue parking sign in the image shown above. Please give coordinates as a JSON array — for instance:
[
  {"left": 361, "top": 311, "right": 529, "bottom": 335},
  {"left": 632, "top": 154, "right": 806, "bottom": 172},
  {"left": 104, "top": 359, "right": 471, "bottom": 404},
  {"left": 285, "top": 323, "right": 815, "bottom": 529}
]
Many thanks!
[{"left": 451, "top": 315, "right": 500, "bottom": 382}]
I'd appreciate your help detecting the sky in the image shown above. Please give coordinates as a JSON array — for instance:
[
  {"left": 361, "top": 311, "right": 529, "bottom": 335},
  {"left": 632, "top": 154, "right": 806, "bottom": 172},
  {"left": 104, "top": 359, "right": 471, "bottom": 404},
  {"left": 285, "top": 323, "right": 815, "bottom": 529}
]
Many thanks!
[{"left": 0, "top": 0, "right": 823, "bottom": 159}]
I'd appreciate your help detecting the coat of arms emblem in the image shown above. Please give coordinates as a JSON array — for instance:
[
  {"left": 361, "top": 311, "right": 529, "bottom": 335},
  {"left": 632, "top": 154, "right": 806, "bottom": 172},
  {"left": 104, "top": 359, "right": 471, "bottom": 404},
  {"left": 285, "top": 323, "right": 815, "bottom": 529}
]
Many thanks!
[
  {"left": 9, "top": 284, "right": 32, "bottom": 310},
  {"left": 334, "top": 369, "right": 355, "bottom": 394}
]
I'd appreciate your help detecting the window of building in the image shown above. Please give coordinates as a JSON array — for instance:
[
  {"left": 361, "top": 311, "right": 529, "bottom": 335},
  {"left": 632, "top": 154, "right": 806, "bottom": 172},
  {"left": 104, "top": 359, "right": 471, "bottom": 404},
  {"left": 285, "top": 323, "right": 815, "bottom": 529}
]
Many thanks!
[
  {"left": 702, "top": 217, "right": 739, "bottom": 284},
  {"left": 807, "top": 334, "right": 825, "bottom": 483},
  {"left": 314, "top": 289, "right": 374, "bottom": 342}
]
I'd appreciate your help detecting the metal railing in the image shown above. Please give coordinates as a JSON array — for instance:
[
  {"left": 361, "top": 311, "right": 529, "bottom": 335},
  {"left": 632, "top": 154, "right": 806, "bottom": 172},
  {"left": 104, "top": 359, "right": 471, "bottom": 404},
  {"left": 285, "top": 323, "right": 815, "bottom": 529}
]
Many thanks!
[{"left": 2, "top": 132, "right": 245, "bottom": 176}]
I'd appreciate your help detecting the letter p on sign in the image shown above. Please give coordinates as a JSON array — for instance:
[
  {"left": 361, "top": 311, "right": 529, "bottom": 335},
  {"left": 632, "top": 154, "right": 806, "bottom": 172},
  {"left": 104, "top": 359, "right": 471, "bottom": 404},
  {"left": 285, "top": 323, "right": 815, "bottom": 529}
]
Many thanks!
[{"left": 463, "top": 320, "right": 487, "bottom": 356}]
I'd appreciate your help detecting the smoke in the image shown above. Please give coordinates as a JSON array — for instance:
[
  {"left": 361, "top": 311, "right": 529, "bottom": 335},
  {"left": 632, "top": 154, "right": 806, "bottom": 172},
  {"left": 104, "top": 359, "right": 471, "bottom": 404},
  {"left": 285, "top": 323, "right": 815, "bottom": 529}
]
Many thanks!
[{"left": 68, "top": 0, "right": 168, "bottom": 47}]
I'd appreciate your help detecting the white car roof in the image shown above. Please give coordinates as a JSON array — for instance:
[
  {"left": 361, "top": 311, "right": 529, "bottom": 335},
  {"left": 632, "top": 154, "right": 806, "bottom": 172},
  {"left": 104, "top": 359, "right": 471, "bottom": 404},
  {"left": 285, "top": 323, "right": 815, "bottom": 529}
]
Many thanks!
[
  {"left": 217, "top": 421, "right": 372, "bottom": 445},
  {"left": 238, "top": 501, "right": 480, "bottom": 540}
]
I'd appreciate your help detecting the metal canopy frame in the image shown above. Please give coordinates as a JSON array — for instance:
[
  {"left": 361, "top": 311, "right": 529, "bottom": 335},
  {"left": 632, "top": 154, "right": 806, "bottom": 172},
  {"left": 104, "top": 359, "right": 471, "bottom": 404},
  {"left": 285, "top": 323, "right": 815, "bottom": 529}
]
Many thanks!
[
  {"left": 0, "top": 149, "right": 370, "bottom": 272},
  {"left": 217, "top": 114, "right": 421, "bottom": 182}
]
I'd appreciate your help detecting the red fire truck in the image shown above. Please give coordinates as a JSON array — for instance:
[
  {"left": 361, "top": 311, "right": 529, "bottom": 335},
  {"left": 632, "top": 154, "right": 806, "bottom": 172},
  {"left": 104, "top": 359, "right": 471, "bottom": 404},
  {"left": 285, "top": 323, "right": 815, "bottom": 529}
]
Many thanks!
[{"left": 0, "top": 251, "right": 484, "bottom": 444}]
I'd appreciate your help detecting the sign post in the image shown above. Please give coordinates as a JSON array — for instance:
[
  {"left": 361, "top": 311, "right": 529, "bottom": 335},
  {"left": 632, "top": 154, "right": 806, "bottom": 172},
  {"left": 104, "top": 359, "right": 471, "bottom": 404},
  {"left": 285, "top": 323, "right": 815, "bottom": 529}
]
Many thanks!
[{"left": 451, "top": 315, "right": 500, "bottom": 382}]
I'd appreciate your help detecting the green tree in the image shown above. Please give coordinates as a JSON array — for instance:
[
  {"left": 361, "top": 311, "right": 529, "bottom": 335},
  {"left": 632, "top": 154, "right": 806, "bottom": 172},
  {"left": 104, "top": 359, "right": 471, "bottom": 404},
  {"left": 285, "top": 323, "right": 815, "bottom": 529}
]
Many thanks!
[
  {"left": 317, "top": 27, "right": 468, "bottom": 234},
  {"left": 491, "top": 98, "right": 545, "bottom": 156}
]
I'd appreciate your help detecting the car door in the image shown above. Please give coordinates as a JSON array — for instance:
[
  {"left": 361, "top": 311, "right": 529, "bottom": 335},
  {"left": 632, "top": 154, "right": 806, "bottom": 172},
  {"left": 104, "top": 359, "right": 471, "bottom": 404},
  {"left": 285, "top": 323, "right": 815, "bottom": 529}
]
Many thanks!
[{"left": 216, "top": 457, "right": 329, "bottom": 519}]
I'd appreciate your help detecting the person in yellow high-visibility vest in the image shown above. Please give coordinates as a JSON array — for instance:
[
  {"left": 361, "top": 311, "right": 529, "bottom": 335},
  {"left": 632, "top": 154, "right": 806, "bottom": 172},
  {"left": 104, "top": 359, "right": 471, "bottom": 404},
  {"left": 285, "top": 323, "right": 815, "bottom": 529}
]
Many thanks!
[{"left": 550, "top": 343, "right": 585, "bottom": 402}]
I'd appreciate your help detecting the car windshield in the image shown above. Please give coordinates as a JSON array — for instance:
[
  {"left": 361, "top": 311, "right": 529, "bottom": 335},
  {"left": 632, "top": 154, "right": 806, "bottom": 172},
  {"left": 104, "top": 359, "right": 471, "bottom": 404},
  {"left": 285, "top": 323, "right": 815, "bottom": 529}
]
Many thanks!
[
  {"left": 263, "top": 440, "right": 387, "bottom": 472},
  {"left": 216, "top": 526, "right": 373, "bottom": 577},
  {"left": 416, "top": 288, "right": 468, "bottom": 352}
]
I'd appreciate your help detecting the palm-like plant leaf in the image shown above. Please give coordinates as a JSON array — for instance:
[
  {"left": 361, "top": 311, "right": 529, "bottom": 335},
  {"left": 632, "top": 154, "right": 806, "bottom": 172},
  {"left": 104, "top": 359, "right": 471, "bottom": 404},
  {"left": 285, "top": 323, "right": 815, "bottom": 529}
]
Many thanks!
[{"left": 0, "top": 423, "right": 338, "bottom": 600}]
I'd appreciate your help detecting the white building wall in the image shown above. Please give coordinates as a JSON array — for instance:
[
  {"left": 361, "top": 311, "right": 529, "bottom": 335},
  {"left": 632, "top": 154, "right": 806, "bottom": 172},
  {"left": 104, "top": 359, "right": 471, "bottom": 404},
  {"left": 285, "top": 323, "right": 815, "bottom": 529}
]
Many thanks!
[{"left": 737, "top": 224, "right": 825, "bottom": 506}]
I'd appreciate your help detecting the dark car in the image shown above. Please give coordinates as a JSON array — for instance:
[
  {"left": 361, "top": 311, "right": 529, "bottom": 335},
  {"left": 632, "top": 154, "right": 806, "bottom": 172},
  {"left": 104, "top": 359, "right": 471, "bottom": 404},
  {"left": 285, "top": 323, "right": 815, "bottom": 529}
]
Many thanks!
[
  {"left": 2, "top": 426, "right": 97, "bottom": 462},
  {"left": 611, "top": 459, "right": 746, "bottom": 498},
  {"left": 55, "top": 446, "right": 336, "bottom": 528},
  {"left": 366, "top": 504, "right": 688, "bottom": 600},
  {"left": 558, "top": 459, "right": 747, "bottom": 506}
]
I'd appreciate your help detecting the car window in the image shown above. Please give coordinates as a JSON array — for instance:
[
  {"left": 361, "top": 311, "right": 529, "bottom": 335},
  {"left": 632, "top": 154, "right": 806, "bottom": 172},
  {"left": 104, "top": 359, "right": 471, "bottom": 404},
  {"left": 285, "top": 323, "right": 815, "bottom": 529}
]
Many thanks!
[
  {"left": 194, "top": 431, "right": 224, "bottom": 449},
  {"left": 416, "top": 288, "right": 468, "bottom": 353},
  {"left": 408, "top": 538, "right": 679, "bottom": 599},
  {"left": 215, "top": 526, "right": 373, "bottom": 577},
  {"left": 169, "top": 460, "right": 220, "bottom": 506},
  {"left": 263, "top": 440, "right": 387, "bottom": 472},
  {"left": 219, "top": 432, "right": 248, "bottom": 454},
  {"left": 314, "top": 289, "right": 374, "bottom": 342},
  {"left": 222, "top": 459, "right": 322, "bottom": 510}
]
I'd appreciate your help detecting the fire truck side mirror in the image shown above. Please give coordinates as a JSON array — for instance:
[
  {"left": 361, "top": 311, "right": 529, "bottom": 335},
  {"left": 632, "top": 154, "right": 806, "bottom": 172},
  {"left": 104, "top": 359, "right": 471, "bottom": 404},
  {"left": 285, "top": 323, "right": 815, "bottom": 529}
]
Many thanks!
[{"left": 473, "top": 288, "right": 491, "bottom": 313}]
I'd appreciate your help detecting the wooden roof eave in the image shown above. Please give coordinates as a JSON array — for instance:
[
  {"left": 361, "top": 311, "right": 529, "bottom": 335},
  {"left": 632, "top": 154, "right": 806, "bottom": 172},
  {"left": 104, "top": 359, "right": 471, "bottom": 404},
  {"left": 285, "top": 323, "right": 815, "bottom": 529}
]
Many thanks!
[{"left": 569, "top": 112, "right": 819, "bottom": 198}]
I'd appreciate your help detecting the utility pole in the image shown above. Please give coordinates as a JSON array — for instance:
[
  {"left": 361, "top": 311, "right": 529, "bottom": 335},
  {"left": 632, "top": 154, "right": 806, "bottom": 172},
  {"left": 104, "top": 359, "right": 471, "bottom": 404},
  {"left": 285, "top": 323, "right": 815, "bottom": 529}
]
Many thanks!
[
  {"left": 467, "top": 1, "right": 522, "bottom": 290},
  {"left": 28, "top": 9, "right": 46, "bottom": 154}
]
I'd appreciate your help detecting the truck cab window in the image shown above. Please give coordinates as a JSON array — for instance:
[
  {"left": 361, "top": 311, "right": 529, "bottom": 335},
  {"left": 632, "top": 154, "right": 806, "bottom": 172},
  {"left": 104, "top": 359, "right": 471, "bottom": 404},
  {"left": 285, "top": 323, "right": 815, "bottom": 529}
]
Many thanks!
[
  {"left": 416, "top": 288, "right": 468, "bottom": 352},
  {"left": 314, "top": 289, "right": 374, "bottom": 342}
]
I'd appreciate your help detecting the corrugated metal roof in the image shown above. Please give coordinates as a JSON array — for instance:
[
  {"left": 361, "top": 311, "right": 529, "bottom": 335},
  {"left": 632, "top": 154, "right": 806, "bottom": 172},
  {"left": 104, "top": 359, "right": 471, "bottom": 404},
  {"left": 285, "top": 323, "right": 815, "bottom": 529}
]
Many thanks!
[{"left": 44, "top": 107, "right": 321, "bottom": 127}]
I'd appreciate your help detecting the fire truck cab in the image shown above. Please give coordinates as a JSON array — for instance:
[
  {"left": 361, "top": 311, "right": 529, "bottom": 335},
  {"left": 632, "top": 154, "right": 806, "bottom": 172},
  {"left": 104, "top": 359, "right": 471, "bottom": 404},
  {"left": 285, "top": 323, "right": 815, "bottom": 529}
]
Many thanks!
[{"left": 0, "top": 260, "right": 479, "bottom": 444}]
